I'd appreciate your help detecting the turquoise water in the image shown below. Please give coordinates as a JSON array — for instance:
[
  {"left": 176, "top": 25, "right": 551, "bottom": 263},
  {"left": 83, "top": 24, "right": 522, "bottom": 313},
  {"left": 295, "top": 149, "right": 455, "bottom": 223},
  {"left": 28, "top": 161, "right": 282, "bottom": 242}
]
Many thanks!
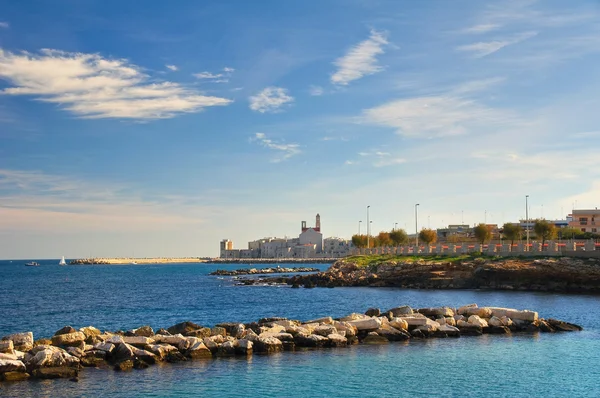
[{"left": 1, "top": 260, "right": 599, "bottom": 397}]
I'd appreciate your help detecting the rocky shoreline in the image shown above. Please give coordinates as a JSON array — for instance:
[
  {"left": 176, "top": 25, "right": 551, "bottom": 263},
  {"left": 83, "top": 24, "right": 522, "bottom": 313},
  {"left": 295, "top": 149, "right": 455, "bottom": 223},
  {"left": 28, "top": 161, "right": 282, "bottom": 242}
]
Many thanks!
[
  {"left": 251, "top": 256, "right": 600, "bottom": 293},
  {"left": 0, "top": 304, "right": 582, "bottom": 383},
  {"left": 210, "top": 266, "right": 319, "bottom": 276}
]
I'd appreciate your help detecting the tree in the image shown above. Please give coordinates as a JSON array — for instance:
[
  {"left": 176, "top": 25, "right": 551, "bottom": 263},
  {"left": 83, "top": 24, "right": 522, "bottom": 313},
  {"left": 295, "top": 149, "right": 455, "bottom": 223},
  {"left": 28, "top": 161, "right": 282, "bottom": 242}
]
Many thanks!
[
  {"left": 351, "top": 234, "right": 368, "bottom": 248},
  {"left": 389, "top": 229, "right": 409, "bottom": 245},
  {"left": 376, "top": 232, "right": 392, "bottom": 247},
  {"left": 502, "top": 222, "right": 522, "bottom": 246},
  {"left": 473, "top": 223, "right": 492, "bottom": 244},
  {"left": 419, "top": 228, "right": 437, "bottom": 245},
  {"left": 534, "top": 219, "right": 557, "bottom": 249}
]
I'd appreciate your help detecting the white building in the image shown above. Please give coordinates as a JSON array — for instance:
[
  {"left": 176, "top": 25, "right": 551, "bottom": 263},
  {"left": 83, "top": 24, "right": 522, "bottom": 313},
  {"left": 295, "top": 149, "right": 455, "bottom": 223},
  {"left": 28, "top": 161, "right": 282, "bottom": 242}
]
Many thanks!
[{"left": 323, "top": 237, "right": 353, "bottom": 257}]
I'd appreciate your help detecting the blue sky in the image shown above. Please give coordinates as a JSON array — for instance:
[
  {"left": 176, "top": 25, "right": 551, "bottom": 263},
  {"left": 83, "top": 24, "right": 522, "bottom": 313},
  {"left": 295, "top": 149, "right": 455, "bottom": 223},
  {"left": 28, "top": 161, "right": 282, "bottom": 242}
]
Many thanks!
[{"left": 1, "top": 0, "right": 600, "bottom": 258}]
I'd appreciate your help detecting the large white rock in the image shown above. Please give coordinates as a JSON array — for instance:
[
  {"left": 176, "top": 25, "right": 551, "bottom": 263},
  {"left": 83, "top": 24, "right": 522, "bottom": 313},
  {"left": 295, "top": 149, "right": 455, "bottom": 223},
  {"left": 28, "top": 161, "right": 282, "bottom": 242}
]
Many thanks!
[
  {"left": 339, "top": 313, "right": 369, "bottom": 322},
  {"left": 457, "top": 304, "right": 478, "bottom": 315},
  {"left": 389, "top": 318, "right": 409, "bottom": 331},
  {"left": 398, "top": 316, "right": 428, "bottom": 326},
  {"left": 27, "top": 346, "right": 79, "bottom": 368},
  {"left": 445, "top": 317, "right": 457, "bottom": 326},
  {"left": 468, "top": 315, "right": 489, "bottom": 327},
  {"left": 418, "top": 307, "right": 455, "bottom": 317},
  {"left": 154, "top": 334, "right": 188, "bottom": 347},
  {"left": 286, "top": 325, "right": 312, "bottom": 336},
  {"left": 93, "top": 342, "right": 115, "bottom": 353},
  {"left": 2, "top": 332, "right": 34, "bottom": 352},
  {"left": 51, "top": 331, "right": 86, "bottom": 346},
  {"left": 0, "top": 352, "right": 18, "bottom": 361},
  {"left": 313, "top": 325, "right": 337, "bottom": 337},
  {"left": 272, "top": 320, "right": 298, "bottom": 328},
  {"left": 79, "top": 326, "right": 101, "bottom": 338},
  {"left": 304, "top": 316, "right": 333, "bottom": 325},
  {"left": 439, "top": 324, "right": 460, "bottom": 333},
  {"left": 0, "top": 340, "right": 14, "bottom": 354},
  {"left": 123, "top": 336, "right": 155, "bottom": 346},
  {"left": 259, "top": 325, "right": 286, "bottom": 335},
  {"left": 0, "top": 359, "right": 26, "bottom": 373},
  {"left": 506, "top": 310, "right": 538, "bottom": 322},
  {"left": 106, "top": 335, "right": 125, "bottom": 344},
  {"left": 187, "top": 341, "right": 212, "bottom": 359},
  {"left": 332, "top": 321, "right": 356, "bottom": 337},
  {"left": 238, "top": 339, "right": 253, "bottom": 352},
  {"left": 327, "top": 333, "right": 348, "bottom": 346},
  {"left": 347, "top": 317, "right": 382, "bottom": 331}
]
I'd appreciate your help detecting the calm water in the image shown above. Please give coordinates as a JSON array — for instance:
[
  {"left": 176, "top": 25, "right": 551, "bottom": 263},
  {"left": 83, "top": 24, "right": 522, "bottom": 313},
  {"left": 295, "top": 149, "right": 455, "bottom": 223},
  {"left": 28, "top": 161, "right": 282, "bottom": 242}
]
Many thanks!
[{"left": 1, "top": 259, "right": 599, "bottom": 397}]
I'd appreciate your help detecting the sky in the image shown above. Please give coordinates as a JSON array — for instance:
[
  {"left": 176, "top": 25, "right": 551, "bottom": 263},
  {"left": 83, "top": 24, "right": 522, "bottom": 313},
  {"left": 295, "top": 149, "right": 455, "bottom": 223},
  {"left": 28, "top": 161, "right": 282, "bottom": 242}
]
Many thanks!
[{"left": 1, "top": 0, "right": 600, "bottom": 259}]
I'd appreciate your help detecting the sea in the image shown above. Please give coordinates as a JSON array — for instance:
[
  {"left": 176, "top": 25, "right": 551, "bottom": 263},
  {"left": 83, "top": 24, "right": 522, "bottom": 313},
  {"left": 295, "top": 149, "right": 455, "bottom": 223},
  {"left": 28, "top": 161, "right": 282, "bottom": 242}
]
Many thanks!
[{"left": 1, "top": 259, "right": 599, "bottom": 397}]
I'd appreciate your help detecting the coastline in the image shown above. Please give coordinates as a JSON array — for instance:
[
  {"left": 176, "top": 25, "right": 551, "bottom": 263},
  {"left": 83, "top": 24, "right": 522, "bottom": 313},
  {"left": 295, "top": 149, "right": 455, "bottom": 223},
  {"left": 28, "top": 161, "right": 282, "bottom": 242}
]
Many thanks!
[{"left": 69, "top": 257, "right": 338, "bottom": 265}]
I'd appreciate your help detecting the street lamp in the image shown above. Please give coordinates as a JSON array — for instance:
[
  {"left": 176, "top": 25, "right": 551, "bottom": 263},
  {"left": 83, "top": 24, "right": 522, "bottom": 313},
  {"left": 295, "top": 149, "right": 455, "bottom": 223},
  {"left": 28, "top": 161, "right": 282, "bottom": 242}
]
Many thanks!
[
  {"left": 525, "top": 195, "right": 529, "bottom": 251},
  {"left": 415, "top": 204, "right": 420, "bottom": 249},
  {"left": 358, "top": 221, "right": 362, "bottom": 235},
  {"left": 394, "top": 222, "right": 398, "bottom": 231},
  {"left": 367, "top": 206, "right": 371, "bottom": 248}
]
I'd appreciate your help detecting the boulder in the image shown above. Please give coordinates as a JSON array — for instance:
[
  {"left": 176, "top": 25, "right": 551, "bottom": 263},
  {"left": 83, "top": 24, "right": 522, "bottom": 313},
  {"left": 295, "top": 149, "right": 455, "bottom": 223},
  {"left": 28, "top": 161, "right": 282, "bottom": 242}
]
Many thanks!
[
  {"left": 66, "top": 347, "right": 85, "bottom": 358},
  {"left": 111, "top": 343, "right": 136, "bottom": 362},
  {"left": 327, "top": 333, "right": 348, "bottom": 347},
  {"left": 254, "top": 336, "right": 283, "bottom": 354},
  {"left": 438, "top": 324, "right": 460, "bottom": 337},
  {"left": 32, "top": 366, "right": 78, "bottom": 379},
  {"left": 0, "top": 371, "right": 30, "bottom": 381},
  {"left": 457, "top": 304, "right": 478, "bottom": 315},
  {"left": 339, "top": 313, "right": 369, "bottom": 322},
  {"left": 376, "top": 325, "right": 410, "bottom": 341},
  {"left": 398, "top": 316, "right": 428, "bottom": 327},
  {"left": 154, "top": 334, "right": 189, "bottom": 348},
  {"left": 365, "top": 308, "right": 381, "bottom": 317},
  {"left": 122, "top": 336, "right": 155, "bottom": 346},
  {"left": 156, "top": 328, "right": 171, "bottom": 336},
  {"left": 185, "top": 327, "right": 212, "bottom": 339},
  {"left": 294, "top": 334, "right": 328, "bottom": 348},
  {"left": 242, "top": 329, "right": 259, "bottom": 342},
  {"left": 445, "top": 317, "right": 456, "bottom": 326},
  {"left": 389, "top": 318, "right": 409, "bottom": 331},
  {"left": 347, "top": 317, "right": 382, "bottom": 331},
  {"left": 506, "top": 310, "right": 538, "bottom": 322},
  {"left": 34, "top": 338, "right": 52, "bottom": 347},
  {"left": 486, "top": 326, "right": 511, "bottom": 334},
  {"left": 304, "top": 316, "right": 334, "bottom": 325},
  {"left": 93, "top": 342, "right": 115, "bottom": 353},
  {"left": 216, "top": 340, "right": 237, "bottom": 357},
  {"left": 147, "top": 344, "right": 178, "bottom": 360},
  {"left": 417, "top": 307, "right": 454, "bottom": 317},
  {"left": 258, "top": 317, "right": 288, "bottom": 325},
  {"left": 285, "top": 325, "right": 313, "bottom": 336},
  {"left": 26, "top": 346, "right": 80, "bottom": 369},
  {"left": 547, "top": 319, "right": 583, "bottom": 332},
  {"left": 2, "top": 332, "right": 34, "bottom": 352},
  {"left": 133, "top": 326, "right": 154, "bottom": 337},
  {"left": 456, "top": 320, "right": 483, "bottom": 336},
  {"left": 363, "top": 332, "right": 389, "bottom": 344},
  {"left": 236, "top": 339, "right": 253, "bottom": 355},
  {"left": 114, "top": 360, "right": 133, "bottom": 371},
  {"left": 186, "top": 341, "right": 212, "bottom": 359},
  {"left": 0, "top": 359, "right": 26, "bottom": 373},
  {"left": 51, "top": 332, "right": 86, "bottom": 347},
  {"left": 333, "top": 321, "right": 357, "bottom": 338},
  {"left": 0, "top": 340, "right": 14, "bottom": 354},
  {"left": 54, "top": 326, "right": 77, "bottom": 336},
  {"left": 385, "top": 306, "right": 413, "bottom": 316},
  {"left": 0, "top": 352, "right": 18, "bottom": 361},
  {"left": 167, "top": 321, "right": 203, "bottom": 336},
  {"left": 467, "top": 315, "right": 488, "bottom": 328},
  {"left": 313, "top": 325, "right": 337, "bottom": 337},
  {"left": 211, "top": 327, "right": 227, "bottom": 337},
  {"left": 79, "top": 326, "right": 102, "bottom": 339},
  {"left": 272, "top": 320, "right": 299, "bottom": 328}
]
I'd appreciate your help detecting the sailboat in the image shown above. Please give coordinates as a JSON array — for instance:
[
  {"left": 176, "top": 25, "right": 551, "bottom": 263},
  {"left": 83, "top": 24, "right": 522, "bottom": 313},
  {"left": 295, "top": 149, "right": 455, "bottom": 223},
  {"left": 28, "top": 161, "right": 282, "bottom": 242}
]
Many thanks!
[{"left": 59, "top": 256, "right": 67, "bottom": 266}]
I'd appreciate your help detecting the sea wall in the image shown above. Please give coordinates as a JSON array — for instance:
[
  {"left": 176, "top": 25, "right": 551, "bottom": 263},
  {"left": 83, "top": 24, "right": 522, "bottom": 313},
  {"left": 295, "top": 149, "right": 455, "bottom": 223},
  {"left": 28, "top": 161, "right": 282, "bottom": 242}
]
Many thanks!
[{"left": 0, "top": 304, "right": 582, "bottom": 384}]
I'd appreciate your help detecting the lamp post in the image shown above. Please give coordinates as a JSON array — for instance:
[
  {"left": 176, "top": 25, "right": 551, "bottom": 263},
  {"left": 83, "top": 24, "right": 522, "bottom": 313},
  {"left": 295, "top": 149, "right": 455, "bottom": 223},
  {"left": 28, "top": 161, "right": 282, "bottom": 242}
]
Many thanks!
[
  {"left": 394, "top": 222, "right": 398, "bottom": 231},
  {"left": 525, "top": 195, "right": 529, "bottom": 251},
  {"left": 415, "top": 204, "right": 420, "bottom": 249},
  {"left": 366, "top": 206, "right": 370, "bottom": 248},
  {"left": 358, "top": 221, "right": 362, "bottom": 236}
]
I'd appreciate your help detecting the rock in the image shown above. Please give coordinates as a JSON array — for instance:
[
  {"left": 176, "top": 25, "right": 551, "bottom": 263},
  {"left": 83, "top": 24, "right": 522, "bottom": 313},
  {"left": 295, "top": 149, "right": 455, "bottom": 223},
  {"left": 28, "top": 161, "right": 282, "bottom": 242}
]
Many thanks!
[
  {"left": 294, "top": 334, "right": 328, "bottom": 348},
  {"left": 133, "top": 326, "right": 154, "bottom": 337},
  {"left": 0, "top": 371, "right": 30, "bottom": 381},
  {"left": 0, "top": 359, "right": 26, "bottom": 373},
  {"left": 365, "top": 308, "right": 381, "bottom": 317},
  {"left": 457, "top": 321, "right": 483, "bottom": 336},
  {"left": 54, "top": 326, "right": 77, "bottom": 336},
  {"left": 66, "top": 347, "right": 85, "bottom": 358},
  {"left": 0, "top": 352, "right": 17, "bottom": 361},
  {"left": 376, "top": 325, "right": 410, "bottom": 341},
  {"left": 0, "top": 340, "right": 14, "bottom": 354},
  {"left": 32, "top": 366, "right": 78, "bottom": 379},
  {"left": 133, "top": 359, "right": 149, "bottom": 370},
  {"left": 488, "top": 316, "right": 503, "bottom": 327},
  {"left": 304, "top": 316, "right": 334, "bottom": 325},
  {"left": 410, "top": 329, "right": 425, "bottom": 338},
  {"left": 187, "top": 341, "right": 213, "bottom": 359},
  {"left": 2, "top": 332, "right": 34, "bottom": 352},
  {"left": 26, "top": 346, "right": 80, "bottom": 369},
  {"left": 111, "top": 343, "right": 136, "bottom": 362},
  {"left": 333, "top": 321, "right": 357, "bottom": 338},
  {"left": 34, "top": 338, "right": 52, "bottom": 347},
  {"left": 486, "top": 326, "right": 511, "bottom": 334},
  {"left": 114, "top": 360, "right": 133, "bottom": 371},
  {"left": 272, "top": 320, "right": 299, "bottom": 328},
  {"left": 363, "top": 332, "right": 389, "bottom": 344},
  {"left": 79, "top": 326, "right": 102, "bottom": 339},
  {"left": 122, "top": 336, "right": 155, "bottom": 346},
  {"left": 156, "top": 328, "right": 171, "bottom": 336},
  {"left": 258, "top": 317, "right": 288, "bottom": 325},
  {"left": 154, "top": 334, "right": 189, "bottom": 348},
  {"left": 418, "top": 307, "right": 454, "bottom": 317},
  {"left": 51, "top": 332, "right": 86, "bottom": 347},
  {"left": 467, "top": 315, "right": 489, "bottom": 328},
  {"left": 506, "top": 310, "right": 538, "bottom": 322},
  {"left": 339, "top": 313, "right": 369, "bottom": 322},
  {"left": 327, "top": 333, "right": 348, "bottom": 347},
  {"left": 216, "top": 340, "right": 237, "bottom": 357},
  {"left": 347, "top": 317, "right": 382, "bottom": 331},
  {"left": 236, "top": 339, "right": 253, "bottom": 355},
  {"left": 398, "top": 316, "right": 428, "bottom": 327},
  {"left": 385, "top": 306, "right": 413, "bottom": 316},
  {"left": 167, "top": 321, "right": 203, "bottom": 336},
  {"left": 254, "top": 336, "right": 283, "bottom": 354},
  {"left": 313, "top": 325, "right": 337, "bottom": 337},
  {"left": 388, "top": 318, "right": 409, "bottom": 331},
  {"left": 93, "top": 342, "right": 115, "bottom": 353},
  {"left": 185, "top": 327, "right": 212, "bottom": 339},
  {"left": 242, "top": 329, "right": 259, "bottom": 342},
  {"left": 211, "top": 327, "right": 227, "bottom": 337},
  {"left": 457, "top": 304, "right": 478, "bottom": 315},
  {"left": 438, "top": 324, "right": 461, "bottom": 337},
  {"left": 546, "top": 319, "right": 583, "bottom": 332},
  {"left": 147, "top": 344, "right": 178, "bottom": 360}
]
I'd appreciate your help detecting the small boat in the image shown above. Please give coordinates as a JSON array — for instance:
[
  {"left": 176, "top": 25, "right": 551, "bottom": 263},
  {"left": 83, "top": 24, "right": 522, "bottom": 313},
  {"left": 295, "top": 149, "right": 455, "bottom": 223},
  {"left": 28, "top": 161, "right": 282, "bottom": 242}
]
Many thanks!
[
  {"left": 59, "top": 256, "right": 67, "bottom": 266},
  {"left": 25, "top": 261, "right": 40, "bottom": 267},
  {"left": 130, "top": 261, "right": 137, "bottom": 265}
]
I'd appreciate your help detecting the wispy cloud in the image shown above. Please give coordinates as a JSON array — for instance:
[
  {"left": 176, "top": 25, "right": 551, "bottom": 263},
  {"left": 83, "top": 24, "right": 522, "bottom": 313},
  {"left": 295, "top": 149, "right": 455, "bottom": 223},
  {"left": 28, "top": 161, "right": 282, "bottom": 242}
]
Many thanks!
[
  {"left": 452, "top": 77, "right": 506, "bottom": 94},
  {"left": 355, "top": 150, "right": 405, "bottom": 167},
  {"left": 0, "top": 22, "right": 9, "bottom": 29},
  {"left": 0, "top": 48, "right": 232, "bottom": 119},
  {"left": 461, "top": 23, "right": 501, "bottom": 34},
  {"left": 362, "top": 95, "right": 516, "bottom": 138},
  {"left": 192, "top": 67, "right": 234, "bottom": 83},
  {"left": 457, "top": 31, "right": 537, "bottom": 58},
  {"left": 331, "top": 29, "right": 388, "bottom": 85},
  {"left": 165, "top": 64, "right": 178, "bottom": 71},
  {"left": 248, "top": 87, "right": 294, "bottom": 113},
  {"left": 309, "top": 85, "right": 324, "bottom": 96},
  {"left": 251, "top": 132, "right": 300, "bottom": 162}
]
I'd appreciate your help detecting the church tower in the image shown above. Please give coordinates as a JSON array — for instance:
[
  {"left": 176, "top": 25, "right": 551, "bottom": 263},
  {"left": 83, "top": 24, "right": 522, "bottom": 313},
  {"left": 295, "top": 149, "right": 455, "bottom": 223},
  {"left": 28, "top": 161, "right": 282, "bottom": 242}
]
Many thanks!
[{"left": 315, "top": 214, "right": 321, "bottom": 232}]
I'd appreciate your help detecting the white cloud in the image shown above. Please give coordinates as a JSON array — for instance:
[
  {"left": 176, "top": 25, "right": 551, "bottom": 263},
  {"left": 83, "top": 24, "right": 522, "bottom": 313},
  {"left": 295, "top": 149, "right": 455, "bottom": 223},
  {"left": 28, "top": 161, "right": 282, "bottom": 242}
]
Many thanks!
[
  {"left": 0, "top": 48, "right": 232, "bottom": 119},
  {"left": 309, "top": 85, "right": 324, "bottom": 96},
  {"left": 331, "top": 30, "right": 388, "bottom": 85},
  {"left": 193, "top": 67, "right": 234, "bottom": 83},
  {"left": 223, "top": 67, "right": 235, "bottom": 73},
  {"left": 193, "top": 71, "right": 223, "bottom": 79},
  {"left": 251, "top": 132, "right": 300, "bottom": 162},
  {"left": 452, "top": 77, "right": 506, "bottom": 94},
  {"left": 362, "top": 95, "right": 515, "bottom": 138},
  {"left": 165, "top": 64, "right": 178, "bottom": 71},
  {"left": 457, "top": 31, "right": 538, "bottom": 58},
  {"left": 354, "top": 150, "right": 405, "bottom": 167},
  {"left": 0, "top": 22, "right": 9, "bottom": 29},
  {"left": 344, "top": 160, "right": 354, "bottom": 165},
  {"left": 248, "top": 86, "right": 294, "bottom": 113},
  {"left": 461, "top": 23, "right": 501, "bottom": 34}
]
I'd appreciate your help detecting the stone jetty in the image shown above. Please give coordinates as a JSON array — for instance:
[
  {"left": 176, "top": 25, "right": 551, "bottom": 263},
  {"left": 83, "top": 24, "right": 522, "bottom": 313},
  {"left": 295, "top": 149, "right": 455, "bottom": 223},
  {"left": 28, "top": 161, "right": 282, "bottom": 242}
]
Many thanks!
[
  {"left": 0, "top": 304, "right": 582, "bottom": 383},
  {"left": 210, "top": 266, "right": 319, "bottom": 276}
]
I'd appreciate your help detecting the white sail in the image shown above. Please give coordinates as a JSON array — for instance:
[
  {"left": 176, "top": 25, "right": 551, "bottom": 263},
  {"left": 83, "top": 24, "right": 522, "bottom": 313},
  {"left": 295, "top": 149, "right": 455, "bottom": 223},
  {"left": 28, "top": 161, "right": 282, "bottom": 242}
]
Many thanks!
[{"left": 59, "top": 256, "right": 66, "bottom": 265}]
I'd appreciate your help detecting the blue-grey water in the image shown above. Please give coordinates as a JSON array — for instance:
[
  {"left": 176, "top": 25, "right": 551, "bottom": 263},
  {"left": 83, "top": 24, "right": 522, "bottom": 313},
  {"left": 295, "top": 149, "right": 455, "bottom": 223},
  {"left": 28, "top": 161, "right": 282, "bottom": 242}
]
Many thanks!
[{"left": 1, "top": 259, "right": 599, "bottom": 397}]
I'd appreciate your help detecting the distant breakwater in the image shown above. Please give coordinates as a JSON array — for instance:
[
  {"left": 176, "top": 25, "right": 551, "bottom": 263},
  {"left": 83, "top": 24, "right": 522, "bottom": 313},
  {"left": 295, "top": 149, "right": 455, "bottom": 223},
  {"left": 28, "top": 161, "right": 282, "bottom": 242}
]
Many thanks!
[
  {"left": 210, "top": 266, "right": 319, "bottom": 276},
  {"left": 0, "top": 304, "right": 582, "bottom": 383},
  {"left": 207, "top": 258, "right": 338, "bottom": 264},
  {"left": 70, "top": 258, "right": 207, "bottom": 265},
  {"left": 251, "top": 256, "right": 600, "bottom": 294}
]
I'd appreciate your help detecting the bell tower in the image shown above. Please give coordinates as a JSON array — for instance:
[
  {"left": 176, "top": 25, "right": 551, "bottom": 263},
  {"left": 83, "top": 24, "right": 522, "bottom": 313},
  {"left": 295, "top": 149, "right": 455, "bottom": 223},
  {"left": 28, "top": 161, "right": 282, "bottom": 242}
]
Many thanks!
[{"left": 315, "top": 214, "right": 321, "bottom": 232}]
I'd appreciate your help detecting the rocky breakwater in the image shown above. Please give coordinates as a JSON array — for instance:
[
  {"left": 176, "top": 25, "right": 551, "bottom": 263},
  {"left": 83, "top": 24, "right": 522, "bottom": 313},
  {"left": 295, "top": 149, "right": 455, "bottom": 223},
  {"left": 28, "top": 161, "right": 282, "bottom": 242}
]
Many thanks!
[
  {"left": 210, "top": 266, "right": 319, "bottom": 276},
  {"left": 0, "top": 304, "right": 582, "bottom": 384},
  {"left": 283, "top": 256, "right": 600, "bottom": 293}
]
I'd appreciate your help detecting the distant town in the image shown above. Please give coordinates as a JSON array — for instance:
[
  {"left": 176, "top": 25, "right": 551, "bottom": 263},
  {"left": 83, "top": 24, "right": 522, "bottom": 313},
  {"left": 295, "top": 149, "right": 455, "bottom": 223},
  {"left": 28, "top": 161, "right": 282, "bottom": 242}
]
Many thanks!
[{"left": 220, "top": 209, "right": 600, "bottom": 259}]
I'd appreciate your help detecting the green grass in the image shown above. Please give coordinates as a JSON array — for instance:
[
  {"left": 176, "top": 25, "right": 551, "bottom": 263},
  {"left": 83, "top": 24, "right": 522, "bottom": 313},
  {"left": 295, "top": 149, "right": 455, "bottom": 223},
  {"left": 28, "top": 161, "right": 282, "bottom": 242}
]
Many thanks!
[{"left": 344, "top": 253, "right": 495, "bottom": 268}]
